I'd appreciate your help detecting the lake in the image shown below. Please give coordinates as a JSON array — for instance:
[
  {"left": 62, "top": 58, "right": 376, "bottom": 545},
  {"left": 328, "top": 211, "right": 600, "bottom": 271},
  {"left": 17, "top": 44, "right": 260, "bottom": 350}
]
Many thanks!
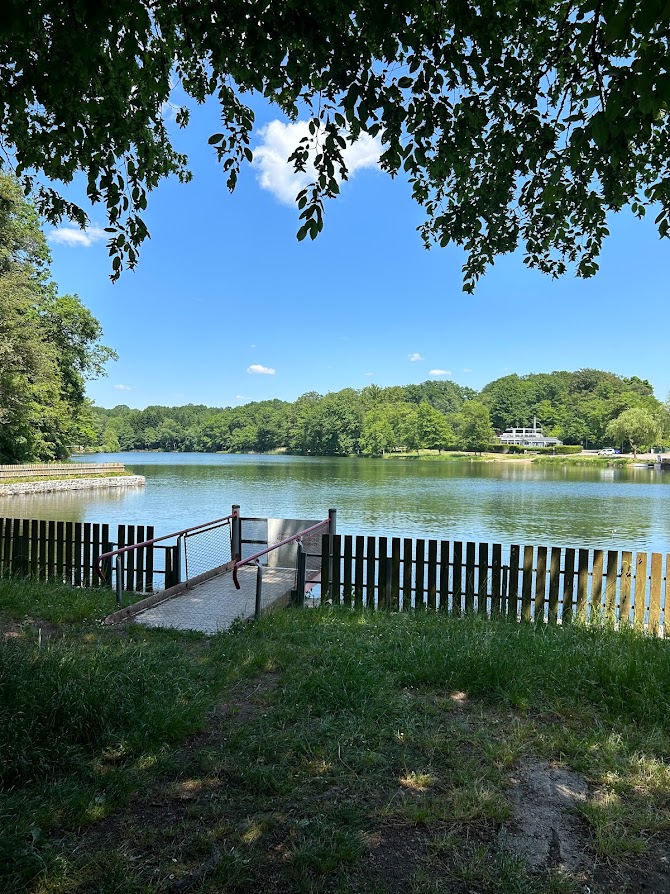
[{"left": 1, "top": 453, "right": 669, "bottom": 554}]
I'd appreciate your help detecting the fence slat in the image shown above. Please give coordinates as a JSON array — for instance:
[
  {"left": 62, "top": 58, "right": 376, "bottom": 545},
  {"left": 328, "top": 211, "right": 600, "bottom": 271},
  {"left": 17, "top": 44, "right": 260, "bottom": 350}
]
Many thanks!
[
  {"left": 491, "top": 543, "right": 502, "bottom": 616},
  {"left": 592, "top": 550, "right": 604, "bottom": 619},
  {"left": 402, "top": 538, "right": 412, "bottom": 611},
  {"left": 65, "top": 521, "right": 74, "bottom": 585},
  {"left": 320, "top": 533, "right": 330, "bottom": 605},
  {"left": 145, "top": 526, "right": 155, "bottom": 592},
  {"left": 620, "top": 551, "right": 633, "bottom": 626},
  {"left": 73, "top": 522, "right": 82, "bottom": 586},
  {"left": 634, "top": 552, "right": 648, "bottom": 629},
  {"left": 649, "top": 553, "right": 662, "bottom": 635},
  {"left": 439, "top": 541, "right": 449, "bottom": 613},
  {"left": 355, "top": 535, "right": 365, "bottom": 609},
  {"left": 30, "top": 520, "right": 39, "bottom": 578},
  {"left": 47, "top": 520, "right": 56, "bottom": 580},
  {"left": 665, "top": 555, "right": 670, "bottom": 636},
  {"left": 563, "top": 548, "right": 575, "bottom": 625},
  {"left": 343, "top": 535, "right": 353, "bottom": 608},
  {"left": 604, "top": 550, "right": 618, "bottom": 623},
  {"left": 135, "top": 525, "right": 145, "bottom": 592},
  {"left": 391, "top": 537, "right": 401, "bottom": 611},
  {"left": 577, "top": 549, "right": 589, "bottom": 619},
  {"left": 522, "top": 545, "right": 534, "bottom": 623},
  {"left": 427, "top": 539, "right": 437, "bottom": 610},
  {"left": 3, "top": 518, "right": 13, "bottom": 574},
  {"left": 39, "top": 520, "right": 47, "bottom": 581},
  {"left": 508, "top": 545, "right": 520, "bottom": 619},
  {"left": 453, "top": 541, "right": 463, "bottom": 616},
  {"left": 478, "top": 542, "right": 488, "bottom": 615},
  {"left": 378, "top": 537, "right": 388, "bottom": 610},
  {"left": 55, "top": 521, "right": 65, "bottom": 579},
  {"left": 0, "top": 519, "right": 6, "bottom": 575},
  {"left": 117, "top": 525, "right": 126, "bottom": 594},
  {"left": 331, "top": 534, "right": 341, "bottom": 606},
  {"left": 548, "top": 547, "right": 561, "bottom": 625},
  {"left": 91, "top": 523, "right": 101, "bottom": 586},
  {"left": 19, "top": 519, "right": 30, "bottom": 575},
  {"left": 366, "top": 536, "right": 376, "bottom": 608},
  {"left": 415, "top": 539, "right": 425, "bottom": 608},
  {"left": 465, "top": 542, "right": 475, "bottom": 613},
  {"left": 101, "top": 524, "right": 111, "bottom": 587},
  {"left": 535, "top": 546, "right": 548, "bottom": 622},
  {"left": 125, "top": 526, "right": 136, "bottom": 592}
]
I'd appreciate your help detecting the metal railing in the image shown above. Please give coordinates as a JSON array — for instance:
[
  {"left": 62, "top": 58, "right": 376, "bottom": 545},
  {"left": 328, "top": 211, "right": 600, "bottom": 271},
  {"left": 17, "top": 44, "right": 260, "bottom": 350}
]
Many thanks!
[
  {"left": 97, "top": 507, "right": 239, "bottom": 608},
  {"left": 232, "top": 511, "right": 335, "bottom": 618}
]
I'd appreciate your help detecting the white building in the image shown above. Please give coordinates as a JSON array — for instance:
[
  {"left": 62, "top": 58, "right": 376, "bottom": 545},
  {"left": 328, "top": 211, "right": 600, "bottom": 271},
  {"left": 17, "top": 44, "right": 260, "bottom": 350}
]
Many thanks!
[{"left": 498, "top": 419, "right": 562, "bottom": 448}]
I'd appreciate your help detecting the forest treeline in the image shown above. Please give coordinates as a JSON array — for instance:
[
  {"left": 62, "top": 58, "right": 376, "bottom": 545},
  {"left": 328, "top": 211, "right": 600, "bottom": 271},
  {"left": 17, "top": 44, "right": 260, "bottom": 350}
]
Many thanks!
[{"left": 92, "top": 370, "right": 669, "bottom": 457}]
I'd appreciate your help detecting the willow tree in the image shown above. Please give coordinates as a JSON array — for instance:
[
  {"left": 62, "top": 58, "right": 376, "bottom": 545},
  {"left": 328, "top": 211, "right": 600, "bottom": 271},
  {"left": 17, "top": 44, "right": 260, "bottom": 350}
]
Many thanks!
[
  {"left": 605, "top": 408, "right": 660, "bottom": 456},
  {"left": 2, "top": 1, "right": 669, "bottom": 289}
]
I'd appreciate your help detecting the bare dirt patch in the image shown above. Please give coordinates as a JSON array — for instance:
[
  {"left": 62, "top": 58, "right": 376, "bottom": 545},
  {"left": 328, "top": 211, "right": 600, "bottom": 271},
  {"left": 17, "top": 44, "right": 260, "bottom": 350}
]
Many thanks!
[{"left": 499, "top": 758, "right": 590, "bottom": 872}]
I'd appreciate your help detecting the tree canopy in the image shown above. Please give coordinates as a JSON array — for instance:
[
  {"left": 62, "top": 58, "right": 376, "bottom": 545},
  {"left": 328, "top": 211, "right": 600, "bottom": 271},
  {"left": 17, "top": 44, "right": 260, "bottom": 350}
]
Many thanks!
[
  {"left": 0, "top": 173, "right": 116, "bottom": 462},
  {"left": 2, "top": 1, "right": 669, "bottom": 289},
  {"left": 91, "top": 368, "right": 670, "bottom": 457}
]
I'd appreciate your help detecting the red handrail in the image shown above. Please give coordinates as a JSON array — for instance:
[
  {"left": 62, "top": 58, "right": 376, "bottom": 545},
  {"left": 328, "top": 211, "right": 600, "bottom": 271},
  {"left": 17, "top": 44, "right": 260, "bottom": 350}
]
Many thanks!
[
  {"left": 95, "top": 512, "right": 237, "bottom": 581},
  {"left": 232, "top": 518, "right": 330, "bottom": 590}
]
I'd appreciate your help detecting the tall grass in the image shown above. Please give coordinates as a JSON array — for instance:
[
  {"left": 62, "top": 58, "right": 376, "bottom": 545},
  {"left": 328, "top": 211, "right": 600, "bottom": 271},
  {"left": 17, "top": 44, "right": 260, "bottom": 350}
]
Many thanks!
[{"left": 0, "top": 635, "right": 210, "bottom": 786}]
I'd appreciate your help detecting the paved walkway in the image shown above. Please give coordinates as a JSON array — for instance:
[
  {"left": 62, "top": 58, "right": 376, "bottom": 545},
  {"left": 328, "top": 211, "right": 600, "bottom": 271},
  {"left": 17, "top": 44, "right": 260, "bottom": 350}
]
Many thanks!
[{"left": 134, "top": 565, "right": 296, "bottom": 634}]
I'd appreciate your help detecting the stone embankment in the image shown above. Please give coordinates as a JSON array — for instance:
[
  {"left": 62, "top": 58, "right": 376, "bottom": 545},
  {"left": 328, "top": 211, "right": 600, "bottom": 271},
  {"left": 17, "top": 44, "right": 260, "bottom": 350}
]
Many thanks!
[{"left": 0, "top": 476, "right": 145, "bottom": 496}]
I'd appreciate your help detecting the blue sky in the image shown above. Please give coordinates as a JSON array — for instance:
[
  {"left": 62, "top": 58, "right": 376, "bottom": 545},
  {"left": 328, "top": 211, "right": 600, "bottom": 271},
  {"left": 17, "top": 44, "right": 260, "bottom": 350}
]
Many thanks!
[{"left": 45, "top": 96, "right": 670, "bottom": 410}]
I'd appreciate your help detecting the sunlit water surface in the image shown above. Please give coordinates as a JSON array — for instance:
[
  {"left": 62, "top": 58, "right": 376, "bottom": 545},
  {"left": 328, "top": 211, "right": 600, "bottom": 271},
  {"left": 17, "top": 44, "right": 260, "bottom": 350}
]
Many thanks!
[{"left": 1, "top": 453, "right": 668, "bottom": 552}]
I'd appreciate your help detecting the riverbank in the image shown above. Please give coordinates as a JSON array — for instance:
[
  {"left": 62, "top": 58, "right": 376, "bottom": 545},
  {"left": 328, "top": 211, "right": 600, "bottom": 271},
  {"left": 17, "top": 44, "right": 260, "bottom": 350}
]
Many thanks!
[
  {"left": 0, "top": 475, "right": 145, "bottom": 496},
  {"left": 2, "top": 578, "right": 670, "bottom": 894}
]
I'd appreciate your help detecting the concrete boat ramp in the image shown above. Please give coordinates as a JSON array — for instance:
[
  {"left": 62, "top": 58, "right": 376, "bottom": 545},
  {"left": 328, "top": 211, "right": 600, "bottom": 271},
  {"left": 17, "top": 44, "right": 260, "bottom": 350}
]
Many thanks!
[{"left": 106, "top": 564, "right": 298, "bottom": 635}]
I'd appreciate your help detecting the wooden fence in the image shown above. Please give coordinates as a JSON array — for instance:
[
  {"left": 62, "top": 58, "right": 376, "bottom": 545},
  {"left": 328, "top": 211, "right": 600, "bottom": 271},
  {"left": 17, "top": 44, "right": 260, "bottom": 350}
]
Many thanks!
[
  {"left": 319, "top": 535, "right": 670, "bottom": 634},
  {"left": 0, "top": 517, "right": 179, "bottom": 592},
  {"left": 0, "top": 463, "right": 125, "bottom": 480}
]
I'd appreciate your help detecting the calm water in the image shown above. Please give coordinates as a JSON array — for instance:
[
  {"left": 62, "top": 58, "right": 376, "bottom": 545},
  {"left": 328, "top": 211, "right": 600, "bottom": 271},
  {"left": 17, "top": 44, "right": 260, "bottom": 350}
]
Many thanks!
[{"left": 1, "top": 452, "right": 669, "bottom": 553}]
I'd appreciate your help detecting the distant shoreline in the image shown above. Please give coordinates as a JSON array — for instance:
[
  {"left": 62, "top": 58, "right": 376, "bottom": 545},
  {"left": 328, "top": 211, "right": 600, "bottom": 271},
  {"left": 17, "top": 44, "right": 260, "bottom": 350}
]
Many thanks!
[{"left": 74, "top": 448, "right": 647, "bottom": 466}]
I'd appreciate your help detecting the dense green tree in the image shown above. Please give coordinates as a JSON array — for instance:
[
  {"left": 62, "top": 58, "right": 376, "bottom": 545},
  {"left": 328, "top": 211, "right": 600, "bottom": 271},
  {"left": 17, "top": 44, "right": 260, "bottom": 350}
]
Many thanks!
[
  {"left": 2, "top": 2, "right": 670, "bottom": 289},
  {"left": 456, "top": 402, "right": 495, "bottom": 454},
  {"left": 606, "top": 408, "right": 661, "bottom": 457},
  {"left": 360, "top": 410, "right": 395, "bottom": 457},
  {"left": 404, "top": 381, "right": 475, "bottom": 415},
  {"left": 0, "top": 173, "right": 115, "bottom": 462},
  {"left": 417, "top": 402, "right": 455, "bottom": 453}
]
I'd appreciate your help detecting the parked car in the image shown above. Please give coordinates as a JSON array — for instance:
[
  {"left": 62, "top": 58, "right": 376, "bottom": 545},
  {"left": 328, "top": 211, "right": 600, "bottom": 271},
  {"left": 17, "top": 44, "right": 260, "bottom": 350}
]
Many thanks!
[{"left": 598, "top": 448, "right": 616, "bottom": 456}]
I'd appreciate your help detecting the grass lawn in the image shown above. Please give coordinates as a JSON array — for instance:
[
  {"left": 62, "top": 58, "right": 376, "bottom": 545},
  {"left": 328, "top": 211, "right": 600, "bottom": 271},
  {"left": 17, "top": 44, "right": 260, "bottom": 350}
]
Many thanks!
[{"left": 2, "top": 579, "right": 670, "bottom": 893}]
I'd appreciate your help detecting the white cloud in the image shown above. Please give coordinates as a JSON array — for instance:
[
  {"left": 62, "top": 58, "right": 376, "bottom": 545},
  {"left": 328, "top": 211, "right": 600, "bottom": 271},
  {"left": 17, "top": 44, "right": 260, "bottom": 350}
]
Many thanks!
[
  {"left": 247, "top": 364, "right": 276, "bottom": 375},
  {"left": 48, "top": 225, "right": 107, "bottom": 248},
  {"left": 429, "top": 369, "right": 452, "bottom": 377},
  {"left": 408, "top": 353, "right": 423, "bottom": 362},
  {"left": 463, "top": 368, "right": 472, "bottom": 373},
  {"left": 364, "top": 372, "right": 374, "bottom": 377},
  {"left": 235, "top": 394, "right": 248, "bottom": 401},
  {"left": 114, "top": 384, "right": 132, "bottom": 392},
  {"left": 253, "top": 119, "right": 381, "bottom": 205}
]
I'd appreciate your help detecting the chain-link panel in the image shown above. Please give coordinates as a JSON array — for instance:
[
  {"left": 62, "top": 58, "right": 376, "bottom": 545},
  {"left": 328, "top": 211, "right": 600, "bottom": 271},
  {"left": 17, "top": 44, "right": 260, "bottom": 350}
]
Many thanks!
[{"left": 183, "top": 519, "right": 232, "bottom": 581}]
